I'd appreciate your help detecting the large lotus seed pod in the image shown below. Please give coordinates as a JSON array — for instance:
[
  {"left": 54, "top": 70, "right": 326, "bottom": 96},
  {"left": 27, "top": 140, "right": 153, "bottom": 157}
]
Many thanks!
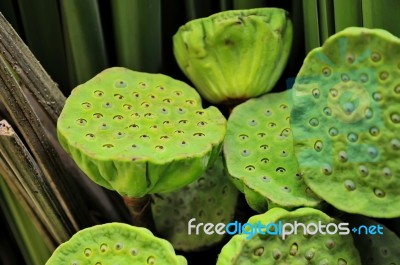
[
  {"left": 342, "top": 215, "right": 400, "bottom": 264},
  {"left": 45, "top": 223, "right": 187, "bottom": 265},
  {"left": 57, "top": 67, "right": 226, "bottom": 197},
  {"left": 217, "top": 207, "right": 361, "bottom": 265},
  {"left": 151, "top": 156, "right": 239, "bottom": 252},
  {"left": 290, "top": 27, "right": 400, "bottom": 218},
  {"left": 223, "top": 90, "right": 321, "bottom": 212},
  {"left": 173, "top": 8, "right": 292, "bottom": 105}
]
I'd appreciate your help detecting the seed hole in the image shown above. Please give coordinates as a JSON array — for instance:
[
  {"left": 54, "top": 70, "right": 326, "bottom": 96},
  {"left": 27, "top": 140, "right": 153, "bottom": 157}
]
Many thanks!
[
  {"left": 344, "top": 180, "right": 356, "bottom": 191},
  {"left": 391, "top": 138, "right": 400, "bottom": 149},
  {"left": 175, "top": 130, "right": 184, "bottom": 134},
  {"left": 84, "top": 248, "right": 92, "bottom": 257},
  {"left": 177, "top": 107, "right": 185, "bottom": 114},
  {"left": 329, "top": 127, "right": 338, "bottom": 136},
  {"left": 276, "top": 167, "right": 286, "bottom": 173},
  {"left": 113, "top": 115, "right": 124, "bottom": 120},
  {"left": 142, "top": 102, "right": 150, "bottom": 108},
  {"left": 180, "top": 141, "right": 188, "bottom": 146},
  {"left": 103, "top": 102, "right": 112, "bottom": 108},
  {"left": 312, "top": 88, "right": 320, "bottom": 98},
  {"left": 329, "top": 88, "right": 338, "bottom": 97},
  {"left": 103, "top": 144, "right": 114, "bottom": 148},
  {"left": 280, "top": 150, "right": 288, "bottom": 157},
  {"left": 115, "top": 80, "right": 127, "bottom": 88},
  {"left": 86, "top": 133, "right": 95, "bottom": 139},
  {"left": 371, "top": 52, "right": 381, "bottom": 62},
  {"left": 260, "top": 144, "right": 269, "bottom": 150},
  {"left": 114, "top": 93, "right": 124, "bottom": 100},
  {"left": 314, "top": 140, "right": 323, "bottom": 152},
  {"left": 129, "top": 124, "right": 139, "bottom": 129},
  {"left": 131, "top": 248, "right": 138, "bottom": 256},
  {"left": 325, "top": 239, "right": 335, "bottom": 249},
  {"left": 369, "top": 127, "right": 379, "bottom": 136},
  {"left": 365, "top": 108, "right": 373, "bottom": 119},
  {"left": 163, "top": 98, "right": 171, "bottom": 103},
  {"left": 248, "top": 119, "right": 257, "bottom": 126},
  {"left": 160, "top": 135, "right": 169, "bottom": 140},
  {"left": 265, "top": 109, "right": 272, "bottom": 116},
  {"left": 323, "top": 107, "right": 332, "bottom": 116},
  {"left": 155, "top": 145, "right": 164, "bottom": 150},
  {"left": 94, "top": 90, "right": 104, "bottom": 97},
  {"left": 360, "top": 73, "right": 369, "bottom": 83},
  {"left": 193, "top": 132, "right": 205, "bottom": 137},
  {"left": 347, "top": 132, "right": 358, "bottom": 142},
  {"left": 197, "top": 121, "right": 207, "bottom": 127},
  {"left": 131, "top": 113, "right": 140, "bottom": 119},
  {"left": 261, "top": 176, "right": 270, "bottom": 182},
  {"left": 239, "top": 134, "right": 248, "bottom": 140},
  {"left": 341, "top": 73, "right": 350, "bottom": 82},
  {"left": 144, "top": 113, "right": 154, "bottom": 118},
  {"left": 309, "top": 118, "right": 319, "bottom": 127},
  {"left": 372, "top": 92, "right": 382, "bottom": 101},
  {"left": 379, "top": 71, "right": 389, "bottom": 80},
  {"left": 391, "top": 113, "right": 400, "bottom": 123},
  {"left": 322, "top": 164, "right": 332, "bottom": 175},
  {"left": 346, "top": 54, "right": 355, "bottom": 63},
  {"left": 339, "top": 151, "right": 348, "bottom": 162},
  {"left": 258, "top": 133, "right": 266, "bottom": 138},
  {"left": 174, "top": 91, "right": 182, "bottom": 96},
  {"left": 395, "top": 85, "right": 400, "bottom": 94},
  {"left": 280, "top": 104, "right": 288, "bottom": 109},
  {"left": 322, "top": 67, "right": 331, "bottom": 76},
  {"left": 261, "top": 158, "right": 269, "bottom": 164},
  {"left": 186, "top": 100, "right": 194, "bottom": 105},
  {"left": 76, "top": 118, "right": 87, "bottom": 126},
  {"left": 241, "top": 150, "right": 250, "bottom": 157},
  {"left": 374, "top": 188, "right": 385, "bottom": 198},
  {"left": 140, "top": 135, "right": 150, "bottom": 140},
  {"left": 133, "top": 92, "right": 140, "bottom": 98},
  {"left": 359, "top": 165, "right": 369, "bottom": 177},
  {"left": 100, "top": 244, "right": 107, "bottom": 252},
  {"left": 383, "top": 167, "right": 392, "bottom": 178},
  {"left": 254, "top": 247, "right": 264, "bottom": 256},
  {"left": 163, "top": 121, "right": 171, "bottom": 125},
  {"left": 368, "top": 147, "right": 378, "bottom": 158},
  {"left": 81, "top": 102, "right": 91, "bottom": 109},
  {"left": 245, "top": 165, "right": 255, "bottom": 172},
  {"left": 139, "top": 82, "right": 147, "bottom": 88}
]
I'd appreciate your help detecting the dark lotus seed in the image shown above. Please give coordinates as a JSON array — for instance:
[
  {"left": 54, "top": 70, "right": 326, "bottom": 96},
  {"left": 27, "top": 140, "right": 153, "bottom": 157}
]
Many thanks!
[
  {"left": 322, "top": 67, "right": 331, "bottom": 76},
  {"left": 261, "top": 158, "right": 269, "bottom": 164},
  {"left": 341, "top": 73, "right": 350, "bottom": 82},
  {"left": 131, "top": 248, "right": 138, "bottom": 256},
  {"left": 261, "top": 176, "right": 270, "bottom": 182},
  {"left": 103, "top": 102, "right": 112, "bottom": 108},
  {"left": 272, "top": 250, "right": 282, "bottom": 260},
  {"left": 81, "top": 102, "right": 91, "bottom": 109},
  {"left": 93, "top": 113, "right": 103, "bottom": 119},
  {"left": 245, "top": 165, "right": 255, "bottom": 171},
  {"left": 369, "top": 127, "right": 379, "bottom": 136},
  {"left": 283, "top": 186, "right": 291, "bottom": 192},
  {"left": 133, "top": 92, "right": 140, "bottom": 98},
  {"left": 114, "top": 93, "right": 124, "bottom": 100},
  {"left": 84, "top": 248, "right": 92, "bottom": 257},
  {"left": 379, "top": 71, "right": 389, "bottom": 80},
  {"left": 196, "top": 111, "right": 204, "bottom": 115},
  {"left": 371, "top": 52, "right": 381, "bottom": 62},
  {"left": 346, "top": 54, "right": 355, "bottom": 63},
  {"left": 94, "top": 90, "right": 104, "bottom": 97},
  {"left": 323, "top": 107, "right": 332, "bottom": 116},
  {"left": 330, "top": 88, "right": 338, "bottom": 97},
  {"left": 276, "top": 167, "right": 286, "bottom": 173},
  {"left": 360, "top": 73, "right": 369, "bottom": 83}
]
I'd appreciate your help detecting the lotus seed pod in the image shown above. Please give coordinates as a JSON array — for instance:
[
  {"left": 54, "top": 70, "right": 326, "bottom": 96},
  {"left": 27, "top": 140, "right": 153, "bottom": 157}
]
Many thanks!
[
  {"left": 57, "top": 67, "right": 226, "bottom": 197},
  {"left": 223, "top": 90, "right": 321, "bottom": 212},
  {"left": 217, "top": 207, "right": 361, "bottom": 265},
  {"left": 173, "top": 8, "right": 292, "bottom": 105},
  {"left": 151, "top": 156, "right": 239, "bottom": 251},
  {"left": 342, "top": 214, "right": 400, "bottom": 265},
  {"left": 45, "top": 223, "right": 187, "bottom": 265},
  {"left": 291, "top": 27, "right": 400, "bottom": 218}
]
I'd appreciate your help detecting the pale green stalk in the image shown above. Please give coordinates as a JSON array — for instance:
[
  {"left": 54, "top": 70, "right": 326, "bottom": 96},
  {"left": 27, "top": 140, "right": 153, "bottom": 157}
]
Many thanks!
[
  {"left": 302, "top": 0, "right": 320, "bottom": 52},
  {"left": 333, "top": 0, "right": 362, "bottom": 32}
]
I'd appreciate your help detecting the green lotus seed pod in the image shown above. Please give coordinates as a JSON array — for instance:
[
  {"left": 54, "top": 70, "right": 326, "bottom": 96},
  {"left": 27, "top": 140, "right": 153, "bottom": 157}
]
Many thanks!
[
  {"left": 342, "top": 214, "right": 400, "bottom": 265},
  {"left": 45, "top": 223, "right": 187, "bottom": 265},
  {"left": 173, "top": 8, "right": 292, "bottom": 105},
  {"left": 57, "top": 67, "right": 226, "bottom": 197},
  {"left": 291, "top": 27, "right": 400, "bottom": 218},
  {"left": 223, "top": 90, "right": 321, "bottom": 212},
  {"left": 151, "top": 156, "right": 239, "bottom": 251},
  {"left": 217, "top": 208, "right": 361, "bottom": 265}
]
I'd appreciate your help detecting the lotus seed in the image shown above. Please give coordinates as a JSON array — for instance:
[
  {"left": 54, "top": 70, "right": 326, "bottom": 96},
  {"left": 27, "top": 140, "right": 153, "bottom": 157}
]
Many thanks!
[
  {"left": 260, "top": 144, "right": 268, "bottom": 150},
  {"left": 379, "top": 71, "right": 389, "bottom": 80},
  {"left": 261, "top": 158, "right": 269, "bottom": 164},
  {"left": 365, "top": 107, "right": 373, "bottom": 119},
  {"left": 360, "top": 73, "right": 369, "bottom": 83},
  {"left": 372, "top": 92, "right": 382, "bottom": 101},
  {"left": 261, "top": 176, "right": 270, "bottom": 182},
  {"left": 339, "top": 151, "right": 348, "bottom": 162},
  {"left": 269, "top": 122, "right": 276, "bottom": 128},
  {"left": 249, "top": 119, "right": 257, "bottom": 126},
  {"left": 241, "top": 150, "right": 250, "bottom": 157},
  {"left": 81, "top": 102, "right": 91, "bottom": 109},
  {"left": 383, "top": 167, "right": 392, "bottom": 178},
  {"left": 272, "top": 249, "right": 282, "bottom": 260},
  {"left": 179, "top": 120, "right": 188, "bottom": 124},
  {"left": 319, "top": 259, "right": 329, "bottom": 265},
  {"left": 86, "top": 133, "right": 95, "bottom": 139},
  {"left": 374, "top": 188, "right": 385, "bottom": 198},
  {"left": 314, "top": 140, "right": 323, "bottom": 152},
  {"left": 147, "top": 255, "right": 156, "bottom": 264},
  {"left": 309, "top": 118, "right": 319, "bottom": 126},
  {"left": 197, "top": 121, "right": 207, "bottom": 127},
  {"left": 265, "top": 109, "right": 272, "bottom": 116},
  {"left": 395, "top": 85, "right": 400, "bottom": 94},
  {"left": 325, "top": 239, "right": 336, "bottom": 249},
  {"left": 84, "top": 248, "right": 91, "bottom": 257},
  {"left": 322, "top": 67, "right": 331, "bottom": 76},
  {"left": 359, "top": 165, "right": 369, "bottom": 177},
  {"left": 254, "top": 247, "right": 264, "bottom": 256},
  {"left": 100, "top": 243, "right": 107, "bottom": 252},
  {"left": 344, "top": 180, "right": 355, "bottom": 191},
  {"left": 282, "top": 186, "right": 291, "bottom": 192},
  {"left": 103, "top": 102, "right": 112, "bottom": 108},
  {"left": 329, "top": 127, "right": 339, "bottom": 136},
  {"left": 371, "top": 52, "right": 381, "bottom": 62},
  {"left": 343, "top": 102, "right": 355, "bottom": 114},
  {"left": 347, "top": 132, "right": 358, "bottom": 142},
  {"left": 391, "top": 138, "right": 400, "bottom": 149},
  {"left": 71, "top": 261, "right": 78, "bottom": 265},
  {"left": 193, "top": 132, "right": 205, "bottom": 137},
  {"left": 289, "top": 243, "right": 298, "bottom": 256},
  {"left": 131, "top": 248, "right": 138, "bottom": 256},
  {"left": 245, "top": 165, "right": 255, "bottom": 172},
  {"left": 177, "top": 107, "right": 185, "bottom": 114},
  {"left": 330, "top": 88, "right": 338, "bottom": 97},
  {"left": 114, "top": 93, "right": 124, "bottom": 100},
  {"left": 115, "top": 242, "right": 123, "bottom": 250},
  {"left": 280, "top": 104, "right": 288, "bottom": 109},
  {"left": 93, "top": 113, "right": 103, "bottom": 119},
  {"left": 312, "top": 88, "right": 320, "bottom": 98},
  {"left": 368, "top": 147, "right": 378, "bottom": 158},
  {"left": 391, "top": 113, "right": 400, "bottom": 123},
  {"left": 258, "top": 132, "right": 266, "bottom": 138},
  {"left": 115, "top": 80, "right": 127, "bottom": 88},
  {"left": 94, "top": 90, "right": 103, "bottom": 97},
  {"left": 305, "top": 249, "right": 315, "bottom": 260},
  {"left": 322, "top": 164, "right": 332, "bottom": 175},
  {"left": 323, "top": 107, "right": 332, "bottom": 116},
  {"left": 76, "top": 118, "right": 87, "bottom": 125},
  {"left": 280, "top": 150, "right": 288, "bottom": 157},
  {"left": 276, "top": 167, "right": 286, "bottom": 173},
  {"left": 369, "top": 127, "right": 379, "bottom": 136},
  {"left": 341, "top": 73, "right": 350, "bottom": 82}
]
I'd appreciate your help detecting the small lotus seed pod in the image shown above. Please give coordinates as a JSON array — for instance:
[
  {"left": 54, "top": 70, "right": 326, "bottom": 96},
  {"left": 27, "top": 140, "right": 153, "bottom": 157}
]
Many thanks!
[
  {"left": 291, "top": 27, "right": 400, "bottom": 218},
  {"left": 342, "top": 214, "right": 400, "bottom": 265},
  {"left": 57, "top": 67, "right": 226, "bottom": 197},
  {"left": 223, "top": 90, "right": 321, "bottom": 212},
  {"left": 216, "top": 208, "right": 361, "bottom": 265},
  {"left": 173, "top": 8, "right": 292, "bottom": 105},
  {"left": 151, "top": 156, "right": 239, "bottom": 251},
  {"left": 45, "top": 223, "right": 187, "bottom": 265}
]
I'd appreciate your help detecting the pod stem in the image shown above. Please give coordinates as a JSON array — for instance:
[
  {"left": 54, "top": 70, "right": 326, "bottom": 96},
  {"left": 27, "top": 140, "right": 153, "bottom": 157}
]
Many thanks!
[{"left": 123, "top": 195, "right": 155, "bottom": 230}]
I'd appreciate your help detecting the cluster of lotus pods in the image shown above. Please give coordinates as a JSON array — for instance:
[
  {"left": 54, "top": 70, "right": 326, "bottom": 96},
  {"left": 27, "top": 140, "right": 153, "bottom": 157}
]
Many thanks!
[{"left": 52, "top": 6, "right": 400, "bottom": 265}]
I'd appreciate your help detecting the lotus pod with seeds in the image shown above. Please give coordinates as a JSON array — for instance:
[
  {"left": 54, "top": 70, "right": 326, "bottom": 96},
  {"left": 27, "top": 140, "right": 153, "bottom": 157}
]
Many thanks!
[
  {"left": 223, "top": 90, "right": 321, "bottom": 212},
  {"left": 45, "top": 223, "right": 187, "bottom": 265},
  {"left": 217, "top": 208, "right": 361, "bottom": 265},
  {"left": 173, "top": 8, "right": 292, "bottom": 105},
  {"left": 151, "top": 156, "right": 239, "bottom": 252},
  {"left": 342, "top": 214, "right": 400, "bottom": 264},
  {"left": 57, "top": 67, "right": 226, "bottom": 197},
  {"left": 290, "top": 27, "right": 400, "bottom": 218},
  {"left": 217, "top": 207, "right": 361, "bottom": 265}
]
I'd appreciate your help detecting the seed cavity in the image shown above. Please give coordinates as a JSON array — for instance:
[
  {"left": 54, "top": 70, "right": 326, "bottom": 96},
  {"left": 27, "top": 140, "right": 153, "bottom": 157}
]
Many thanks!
[
  {"left": 241, "top": 150, "right": 250, "bottom": 157},
  {"left": 84, "top": 248, "right": 92, "bottom": 257},
  {"left": 93, "top": 113, "right": 103, "bottom": 119},
  {"left": 329, "top": 127, "right": 338, "bottom": 136},
  {"left": 100, "top": 244, "right": 107, "bottom": 252},
  {"left": 260, "top": 144, "right": 269, "bottom": 150},
  {"left": 309, "top": 118, "right": 319, "bottom": 127},
  {"left": 339, "top": 151, "right": 348, "bottom": 162},
  {"left": 197, "top": 121, "right": 207, "bottom": 127},
  {"left": 325, "top": 239, "right": 335, "bottom": 249},
  {"left": 395, "top": 85, "right": 400, "bottom": 94},
  {"left": 383, "top": 167, "right": 392, "bottom": 178},
  {"left": 254, "top": 247, "right": 264, "bottom": 256},
  {"left": 322, "top": 67, "right": 331, "bottom": 76},
  {"left": 368, "top": 147, "right": 378, "bottom": 158},
  {"left": 272, "top": 249, "right": 282, "bottom": 260},
  {"left": 322, "top": 164, "right": 332, "bottom": 175},
  {"left": 379, "top": 71, "right": 389, "bottom": 80},
  {"left": 131, "top": 248, "right": 138, "bottom": 256},
  {"left": 369, "top": 127, "right": 379, "bottom": 136},
  {"left": 374, "top": 188, "right": 385, "bottom": 198},
  {"left": 103, "top": 144, "right": 114, "bottom": 148},
  {"left": 360, "top": 73, "right": 369, "bottom": 83},
  {"left": 365, "top": 107, "right": 373, "bottom": 119},
  {"left": 248, "top": 119, "right": 257, "bottom": 126},
  {"left": 391, "top": 138, "right": 400, "bottom": 149},
  {"left": 341, "top": 73, "right": 350, "bottom": 82},
  {"left": 147, "top": 256, "right": 155, "bottom": 265},
  {"left": 81, "top": 102, "right": 91, "bottom": 109},
  {"left": 314, "top": 140, "right": 323, "bottom": 152},
  {"left": 265, "top": 109, "right": 272, "bottom": 116},
  {"left": 268, "top": 122, "right": 276, "bottom": 128},
  {"left": 347, "top": 132, "right": 358, "bottom": 142},
  {"left": 245, "top": 165, "right": 255, "bottom": 172},
  {"left": 371, "top": 52, "right": 381, "bottom": 62},
  {"left": 103, "top": 102, "right": 112, "bottom": 108},
  {"left": 359, "top": 165, "right": 369, "bottom": 177},
  {"left": 276, "top": 167, "right": 286, "bottom": 173},
  {"left": 391, "top": 113, "right": 400, "bottom": 123},
  {"left": 193, "top": 132, "right": 205, "bottom": 137},
  {"left": 312, "top": 88, "right": 320, "bottom": 98},
  {"left": 323, "top": 107, "right": 332, "bottom": 116},
  {"left": 329, "top": 88, "right": 338, "bottom": 97},
  {"left": 261, "top": 158, "right": 270, "bottom": 164},
  {"left": 114, "top": 93, "right": 124, "bottom": 100},
  {"left": 372, "top": 92, "right": 382, "bottom": 101},
  {"left": 140, "top": 134, "right": 150, "bottom": 140},
  {"left": 113, "top": 115, "right": 123, "bottom": 120},
  {"left": 86, "top": 133, "right": 95, "bottom": 139},
  {"left": 261, "top": 176, "right": 270, "bottom": 182},
  {"left": 76, "top": 118, "right": 87, "bottom": 125},
  {"left": 305, "top": 249, "right": 315, "bottom": 260},
  {"left": 115, "top": 242, "right": 123, "bottom": 250},
  {"left": 94, "top": 90, "right": 104, "bottom": 97},
  {"left": 344, "top": 180, "right": 356, "bottom": 191},
  {"left": 289, "top": 243, "right": 298, "bottom": 256},
  {"left": 239, "top": 134, "right": 248, "bottom": 141}
]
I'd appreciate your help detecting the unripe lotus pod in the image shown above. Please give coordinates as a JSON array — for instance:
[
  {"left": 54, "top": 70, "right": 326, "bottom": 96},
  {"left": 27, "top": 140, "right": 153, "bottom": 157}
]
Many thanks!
[
  {"left": 57, "top": 67, "right": 226, "bottom": 197},
  {"left": 223, "top": 90, "right": 321, "bottom": 212},
  {"left": 45, "top": 223, "right": 187, "bottom": 265},
  {"left": 151, "top": 155, "right": 239, "bottom": 251},
  {"left": 217, "top": 207, "right": 361, "bottom": 265},
  {"left": 291, "top": 27, "right": 400, "bottom": 218},
  {"left": 173, "top": 8, "right": 293, "bottom": 105},
  {"left": 342, "top": 214, "right": 400, "bottom": 265}
]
